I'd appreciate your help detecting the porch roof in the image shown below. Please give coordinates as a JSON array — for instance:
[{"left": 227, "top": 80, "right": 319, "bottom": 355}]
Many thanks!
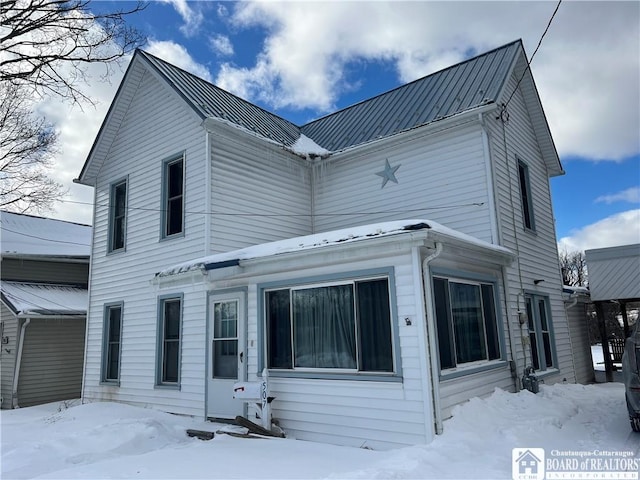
[
  {"left": 155, "top": 219, "right": 513, "bottom": 279},
  {"left": 1, "top": 281, "right": 87, "bottom": 317}
]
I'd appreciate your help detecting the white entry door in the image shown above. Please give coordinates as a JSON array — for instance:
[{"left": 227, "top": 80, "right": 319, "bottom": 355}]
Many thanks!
[{"left": 206, "top": 292, "right": 246, "bottom": 419}]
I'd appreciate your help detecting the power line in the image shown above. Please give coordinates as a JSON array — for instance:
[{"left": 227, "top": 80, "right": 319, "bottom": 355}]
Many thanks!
[
  {"left": 504, "top": 0, "right": 562, "bottom": 108},
  {"left": 57, "top": 198, "right": 486, "bottom": 218}
]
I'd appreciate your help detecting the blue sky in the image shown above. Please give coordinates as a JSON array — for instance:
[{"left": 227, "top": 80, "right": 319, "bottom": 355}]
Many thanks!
[{"left": 41, "top": 1, "right": 640, "bottom": 252}]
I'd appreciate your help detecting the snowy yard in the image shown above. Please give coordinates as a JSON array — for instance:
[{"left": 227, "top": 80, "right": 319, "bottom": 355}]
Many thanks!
[{"left": 2, "top": 383, "right": 639, "bottom": 479}]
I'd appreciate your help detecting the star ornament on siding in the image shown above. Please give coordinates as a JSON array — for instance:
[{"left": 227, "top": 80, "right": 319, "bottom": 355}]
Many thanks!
[{"left": 376, "top": 159, "right": 401, "bottom": 188}]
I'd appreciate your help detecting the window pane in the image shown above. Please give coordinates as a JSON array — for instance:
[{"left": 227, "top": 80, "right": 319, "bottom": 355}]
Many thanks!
[
  {"left": 356, "top": 279, "right": 393, "bottom": 372},
  {"left": 213, "top": 339, "right": 237, "bottom": 378},
  {"left": 293, "top": 285, "right": 356, "bottom": 369},
  {"left": 526, "top": 298, "right": 540, "bottom": 370},
  {"left": 434, "top": 278, "right": 455, "bottom": 369},
  {"left": 163, "top": 340, "right": 179, "bottom": 382},
  {"left": 164, "top": 300, "right": 181, "bottom": 340},
  {"left": 450, "top": 282, "right": 486, "bottom": 364},
  {"left": 167, "top": 160, "right": 183, "bottom": 198},
  {"left": 107, "top": 343, "right": 120, "bottom": 380},
  {"left": 109, "top": 307, "right": 121, "bottom": 342},
  {"left": 481, "top": 284, "right": 500, "bottom": 360},
  {"left": 166, "top": 198, "right": 183, "bottom": 236},
  {"left": 518, "top": 162, "right": 533, "bottom": 230},
  {"left": 266, "top": 290, "right": 292, "bottom": 369}
]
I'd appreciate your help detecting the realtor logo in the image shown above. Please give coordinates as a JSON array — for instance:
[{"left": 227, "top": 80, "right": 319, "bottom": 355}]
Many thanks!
[{"left": 512, "top": 448, "right": 545, "bottom": 480}]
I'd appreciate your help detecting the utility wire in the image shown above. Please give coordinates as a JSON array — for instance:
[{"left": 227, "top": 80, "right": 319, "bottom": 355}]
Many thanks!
[
  {"left": 504, "top": 0, "right": 562, "bottom": 108},
  {"left": 0, "top": 226, "right": 90, "bottom": 247}
]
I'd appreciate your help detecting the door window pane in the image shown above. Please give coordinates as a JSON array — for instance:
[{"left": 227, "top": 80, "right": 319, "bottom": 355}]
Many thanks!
[{"left": 213, "top": 301, "right": 238, "bottom": 379}]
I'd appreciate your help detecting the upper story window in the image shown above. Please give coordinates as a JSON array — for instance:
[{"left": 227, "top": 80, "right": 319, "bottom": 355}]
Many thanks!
[
  {"left": 109, "top": 179, "right": 127, "bottom": 252},
  {"left": 102, "top": 302, "right": 123, "bottom": 383},
  {"left": 162, "top": 156, "right": 184, "bottom": 238},
  {"left": 433, "top": 276, "right": 502, "bottom": 370},
  {"left": 265, "top": 277, "right": 394, "bottom": 373},
  {"left": 517, "top": 159, "right": 535, "bottom": 231}
]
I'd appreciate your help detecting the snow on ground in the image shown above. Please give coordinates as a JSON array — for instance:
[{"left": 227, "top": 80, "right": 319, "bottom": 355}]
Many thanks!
[{"left": 2, "top": 383, "right": 638, "bottom": 479}]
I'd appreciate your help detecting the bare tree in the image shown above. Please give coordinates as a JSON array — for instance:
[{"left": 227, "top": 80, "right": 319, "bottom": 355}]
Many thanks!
[
  {"left": 0, "top": 0, "right": 145, "bottom": 213},
  {"left": 0, "top": 83, "right": 64, "bottom": 212},
  {"left": 559, "top": 249, "right": 588, "bottom": 287},
  {"left": 1, "top": 0, "right": 146, "bottom": 104}
]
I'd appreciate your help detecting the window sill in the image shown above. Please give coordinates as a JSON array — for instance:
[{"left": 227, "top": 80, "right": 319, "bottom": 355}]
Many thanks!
[
  {"left": 439, "top": 360, "right": 508, "bottom": 381},
  {"left": 159, "top": 232, "right": 185, "bottom": 243},
  {"left": 100, "top": 380, "right": 120, "bottom": 387},
  {"left": 533, "top": 367, "right": 559, "bottom": 379},
  {"left": 263, "top": 370, "right": 402, "bottom": 383},
  {"left": 154, "top": 383, "right": 181, "bottom": 390}
]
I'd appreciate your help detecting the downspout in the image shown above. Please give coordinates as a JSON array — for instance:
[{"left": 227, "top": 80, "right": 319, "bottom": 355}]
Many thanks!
[
  {"left": 421, "top": 242, "right": 444, "bottom": 434},
  {"left": 12, "top": 318, "right": 31, "bottom": 408}
]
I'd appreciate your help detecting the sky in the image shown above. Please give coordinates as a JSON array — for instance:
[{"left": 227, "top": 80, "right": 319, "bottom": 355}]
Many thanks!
[
  {"left": 35, "top": 0, "right": 640, "bottom": 253},
  {"left": 1, "top": 382, "right": 635, "bottom": 479}
]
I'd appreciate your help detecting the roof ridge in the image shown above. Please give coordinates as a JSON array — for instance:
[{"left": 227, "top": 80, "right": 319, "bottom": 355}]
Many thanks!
[{"left": 301, "top": 39, "right": 522, "bottom": 128}]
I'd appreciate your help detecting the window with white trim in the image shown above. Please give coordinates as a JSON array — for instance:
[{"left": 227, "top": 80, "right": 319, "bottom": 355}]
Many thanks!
[
  {"left": 265, "top": 277, "right": 394, "bottom": 373},
  {"left": 433, "top": 276, "right": 501, "bottom": 370}
]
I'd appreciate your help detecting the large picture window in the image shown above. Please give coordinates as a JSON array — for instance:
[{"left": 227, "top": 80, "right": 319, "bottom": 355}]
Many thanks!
[
  {"left": 526, "top": 294, "right": 555, "bottom": 371},
  {"left": 108, "top": 179, "right": 127, "bottom": 252},
  {"left": 162, "top": 156, "right": 184, "bottom": 238},
  {"left": 157, "top": 296, "right": 182, "bottom": 385},
  {"left": 102, "top": 303, "right": 123, "bottom": 383},
  {"left": 433, "top": 276, "right": 501, "bottom": 370},
  {"left": 266, "top": 277, "right": 394, "bottom": 373}
]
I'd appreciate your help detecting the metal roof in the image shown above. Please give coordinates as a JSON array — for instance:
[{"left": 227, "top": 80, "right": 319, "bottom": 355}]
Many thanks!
[
  {"left": 301, "top": 40, "right": 521, "bottom": 151},
  {"left": 1, "top": 281, "right": 87, "bottom": 316},
  {"left": 1, "top": 211, "right": 91, "bottom": 258},
  {"left": 139, "top": 51, "right": 301, "bottom": 146}
]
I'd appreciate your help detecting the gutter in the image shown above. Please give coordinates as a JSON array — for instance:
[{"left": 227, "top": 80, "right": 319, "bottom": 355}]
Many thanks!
[
  {"left": 12, "top": 318, "right": 30, "bottom": 408},
  {"left": 422, "top": 242, "right": 444, "bottom": 434}
]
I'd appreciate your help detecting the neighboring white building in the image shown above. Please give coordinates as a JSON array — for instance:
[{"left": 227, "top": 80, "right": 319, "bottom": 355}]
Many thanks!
[
  {"left": 76, "top": 40, "right": 576, "bottom": 449},
  {"left": 0, "top": 211, "right": 91, "bottom": 409}
]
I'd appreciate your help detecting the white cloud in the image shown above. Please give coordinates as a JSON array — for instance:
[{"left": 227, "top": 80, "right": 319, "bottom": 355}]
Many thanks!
[
  {"left": 595, "top": 187, "right": 640, "bottom": 205},
  {"left": 558, "top": 210, "right": 640, "bottom": 252},
  {"left": 218, "top": 1, "right": 639, "bottom": 160},
  {"left": 209, "top": 34, "right": 234, "bottom": 57},
  {"left": 158, "top": 0, "right": 204, "bottom": 37},
  {"left": 146, "top": 40, "right": 213, "bottom": 82}
]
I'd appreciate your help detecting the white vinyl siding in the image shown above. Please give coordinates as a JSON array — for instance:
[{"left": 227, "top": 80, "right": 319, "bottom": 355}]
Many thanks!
[
  {"left": 83, "top": 69, "right": 208, "bottom": 415},
  {"left": 488, "top": 71, "right": 575, "bottom": 383},
  {"left": 209, "top": 129, "right": 313, "bottom": 253},
  {"left": 213, "top": 250, "right": 433, "bottom": 449},
  {"left": 312, "top": 123, "right": 494, "bottom": 242}
]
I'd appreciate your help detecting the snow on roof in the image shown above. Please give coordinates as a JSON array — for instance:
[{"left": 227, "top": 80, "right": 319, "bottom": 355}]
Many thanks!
[
  {"left": 288, "top": 134, "right": 331, "bottom": 157},
  {"left": 1, "top": 211, "right": 91, "bottom": 257},
  {"left": 156, "top": 219, "right": 512, "bottom": 278},
  {"left": 1, "top": 281, "right": 88, "bottom": 316}
]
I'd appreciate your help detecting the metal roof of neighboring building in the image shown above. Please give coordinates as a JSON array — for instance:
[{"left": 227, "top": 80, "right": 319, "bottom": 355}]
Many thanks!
[
  {"left": 1, "top": 211, "right": 91, "bottom": 258},
  {"left": 301, "top": 40, "right": 521, "bottom": 152},
  {"left": 1, "top": 281, "right": 87, "bottom": 316},
  {"left": 585, "top": 244, "right": 640, "bottom": 302}
]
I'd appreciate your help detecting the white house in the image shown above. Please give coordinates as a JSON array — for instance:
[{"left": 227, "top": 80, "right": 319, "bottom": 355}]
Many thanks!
[
  {"left": 0, "top": 211, "right": 90, "bottom": 409},
  {"left": 76, "top": 39, "right": 575, "bottom": 449}
]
